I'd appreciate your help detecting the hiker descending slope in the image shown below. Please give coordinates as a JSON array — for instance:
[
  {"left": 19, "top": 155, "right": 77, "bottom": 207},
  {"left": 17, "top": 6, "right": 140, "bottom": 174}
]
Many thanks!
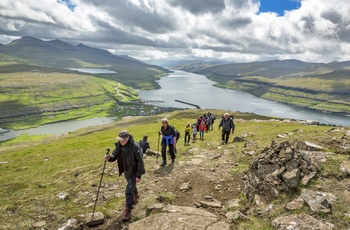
[
  {"left": 104, "top": 130, "right": 145, "bottom": 221},
  {"left": 218, "top": 113, "right": 235, "bottom": 144},
  {"left": 159, "top": 118, "right": 177, "bottom": 166}
]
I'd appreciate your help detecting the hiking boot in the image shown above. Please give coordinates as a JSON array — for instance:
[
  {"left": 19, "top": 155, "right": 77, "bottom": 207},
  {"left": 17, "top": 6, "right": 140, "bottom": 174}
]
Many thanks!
[
  {"left": 160, "top": 161, "right": 167, "bottom": 166},
  {"left": 171, "top": 158, "right": 175, "bottom": 163},
  {"left": 122, "top": 208, "right": 131, "bottom": 221},
  {"left": 221, "top": 141, "right": 224, "bottom": 145},
  {"left": 134, "top": 193, "right": 140, "bottom": 204}
]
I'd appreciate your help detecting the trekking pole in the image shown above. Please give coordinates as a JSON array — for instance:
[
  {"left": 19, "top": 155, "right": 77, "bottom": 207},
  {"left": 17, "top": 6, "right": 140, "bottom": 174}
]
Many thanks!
[
  {"left": 91, "top": 148, "right": 110, "bottom": 221},
  {"left": 156, "top": 132, "right": 160, "bottom": 164}
]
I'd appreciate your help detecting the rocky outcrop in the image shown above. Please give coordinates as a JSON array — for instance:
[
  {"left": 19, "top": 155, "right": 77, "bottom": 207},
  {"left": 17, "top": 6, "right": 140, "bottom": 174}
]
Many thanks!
[
  {"left": 128, "top": 205, "right": 230, "bottom": 230},
  {"left": 243, "top": 140, "right": 328, "bottom": 204},
  {"left": 272, "top": 214, "right": 335, "bottom": 230}
]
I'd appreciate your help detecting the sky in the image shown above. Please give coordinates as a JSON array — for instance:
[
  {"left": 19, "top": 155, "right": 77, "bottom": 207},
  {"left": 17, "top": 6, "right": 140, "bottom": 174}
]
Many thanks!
[{"left": 0, "top": 0, "right": 350, "bottom": 65}]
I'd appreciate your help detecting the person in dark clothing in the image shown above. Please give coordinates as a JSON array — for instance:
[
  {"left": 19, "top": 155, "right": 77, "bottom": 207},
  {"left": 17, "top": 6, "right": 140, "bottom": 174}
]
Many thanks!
[
  {"left": 139, "top": 135, "right": 150, "bottom": 154},
  {"left": 218, "top": 113, "right": 235, "bottom": 144},
  {"left": 104, "top": 130, "right": 145, "bottom": 221},
  {"left": 159, "top": 118, "right": 177, "bottom": 166}
]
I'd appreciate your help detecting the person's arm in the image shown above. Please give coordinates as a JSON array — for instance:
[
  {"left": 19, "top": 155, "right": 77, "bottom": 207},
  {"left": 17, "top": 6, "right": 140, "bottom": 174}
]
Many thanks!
[
  {"left": 105, "top": 143, "right": 118, "bottom": 162},
  {"left": 134, "top": 143, "right": 145, "bottom": 181}
]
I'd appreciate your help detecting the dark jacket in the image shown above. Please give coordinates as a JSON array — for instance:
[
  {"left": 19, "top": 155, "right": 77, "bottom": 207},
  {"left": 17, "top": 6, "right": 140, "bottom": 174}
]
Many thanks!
[
  {"left": 219, "top": 118, "right": 235, "bottom": 132},
  {"left": 108, "top": 135, "right": 145, "bottom": 179},
  {"left": 139, "top": 138, "right": 150, "bottom": 153}
]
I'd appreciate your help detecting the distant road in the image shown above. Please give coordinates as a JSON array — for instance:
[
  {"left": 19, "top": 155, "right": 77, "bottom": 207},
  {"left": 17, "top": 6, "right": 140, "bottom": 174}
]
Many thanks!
[{"left": 174, "top": 100, "right": 201, "bottom": 109}]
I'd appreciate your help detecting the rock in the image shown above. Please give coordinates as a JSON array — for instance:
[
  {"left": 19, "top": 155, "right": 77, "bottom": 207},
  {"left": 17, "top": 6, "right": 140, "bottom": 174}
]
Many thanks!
[
  {"left": 83, "top": 212, "right": 104, "bottom": 226},
  {"left": 301, "top": 189, "right": 337, "bottom": 213},
  {"left": 33, "top": 220, "right": 46, "bottom": 228},
  {"left": 180, "top": 181, "right": 191, "bottom": 191},
  {"left": 129, "top": 205, "right": 229, "bottom": 230},
  {"left": 58, "top": 192, "right": 69, "bottom": 200},
  {"left": 285, "top": 197, "right": 305, "bottom": 210},
  {"left": 340, "top": 161, "right": 350, "bottom": 176},
  {"left": 225, "top": 211, "right": 249, "bottom": 223},
  {"left": 301, "top": 172, "right": 317, "bottom": 186},
  {"left": 233, "top": 136, "right": 246, "bottom": 142},
  {"left": 227, "top": 199, "right": 240, "bottom": 209},
  {"left": 199, "top": 200, "right": 222, "bottom": 208},
  {"left": 146, "top": 203, "right": 166, "bottom": 216},
  {"left": 272, "top": 214, "right": 334, "bottom": 230},
  {"left": 304, "top": 141, "right": 324, "bottom": 151},
  {"left": 281, "top": 168, "right": 300, "bottom": 189},
  {"left": 58, "top": 219, "right": 80, "bottom": 230}
]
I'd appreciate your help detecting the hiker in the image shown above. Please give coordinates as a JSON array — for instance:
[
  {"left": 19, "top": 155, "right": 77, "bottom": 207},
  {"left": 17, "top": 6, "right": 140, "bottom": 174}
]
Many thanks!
[
  {"left": 139, "top": 135, "right": 150, "bottom": 154},
  {"left": 192, "top": 124, "right": 198, "bottom": 142},
  {"left": 184, "top": 123, "right": 191, "bottom": 145},
  {"left": 159, "top": 118, "right": 177, "bottom": 166},
  {"left": 218, "top": 113, "right": 235, "bottom": 144},
  {"left": 104, "top": 130, "right": 145, "bottom": 221},
  {"left": 198, "top": 121, "right": 206, "bottom": 140}
]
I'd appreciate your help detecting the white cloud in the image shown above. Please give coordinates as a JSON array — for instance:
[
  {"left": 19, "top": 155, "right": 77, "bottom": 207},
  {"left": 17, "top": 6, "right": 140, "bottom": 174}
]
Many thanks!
[{"left": 0, "top": 0, "right": 350, "bottom": 63}]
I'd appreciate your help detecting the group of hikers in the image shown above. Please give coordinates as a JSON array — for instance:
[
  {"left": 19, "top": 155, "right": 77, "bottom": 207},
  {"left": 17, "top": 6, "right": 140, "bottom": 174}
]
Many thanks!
[{"left": 103, "top": 112, "right": 235, "bottom": 221}]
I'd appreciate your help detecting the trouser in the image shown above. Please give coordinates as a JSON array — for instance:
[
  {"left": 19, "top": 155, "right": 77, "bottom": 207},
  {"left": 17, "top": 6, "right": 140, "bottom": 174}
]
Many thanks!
[
  {"left": 222, "top": 130, "right": 230, "bottom": 143},
  {"left": 124, "top": 174, "right": 138, "bottom": 209},
  {"left": 199, "top": 130, "right": 204, "bottom": 139},
  {"left": 184, "top": 132, "right": 190, "bottom": 143},
  {"left": 161, "top": 143, "right": 175, "bottom": 162}
]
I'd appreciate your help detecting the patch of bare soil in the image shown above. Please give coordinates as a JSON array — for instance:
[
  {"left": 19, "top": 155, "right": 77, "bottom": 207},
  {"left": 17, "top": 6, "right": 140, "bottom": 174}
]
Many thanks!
[{"left": 85, "top": 145, "right": 245, "bottom": 230}]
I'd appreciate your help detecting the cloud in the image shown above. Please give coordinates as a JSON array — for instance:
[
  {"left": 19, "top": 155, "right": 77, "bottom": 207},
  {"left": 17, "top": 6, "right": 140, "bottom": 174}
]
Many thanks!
[{"left": 0, "top": 0, "right": 350, "bottom": 63}]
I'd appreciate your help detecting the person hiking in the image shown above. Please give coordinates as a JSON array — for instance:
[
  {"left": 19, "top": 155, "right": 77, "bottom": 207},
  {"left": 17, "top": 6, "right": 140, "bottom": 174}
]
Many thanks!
[
  {"left": 159, "top": 118, "right": 177, "bottom": 166},
  {"left": 198, "top": 120, "right": 206, "bottom": 140},
  {"left": 218, "top": 113, "right": 235, "bottom": 144},
  {"left": 192, "top": 124, "right": 198, "bottom": 142},
  {"left": 184, "top": 122, "right": 191, "bottom": 145},
  {"left": 104, "top": 130, "right": 145, "bottom": 221},
  {"left": 139, "top": 135, "right": 150, "bottom": 154}
]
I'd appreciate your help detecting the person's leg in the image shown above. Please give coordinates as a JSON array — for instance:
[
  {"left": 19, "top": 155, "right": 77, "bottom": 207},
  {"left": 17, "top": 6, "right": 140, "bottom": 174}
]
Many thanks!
[
  {"left": 161, "top": 142, "right": 167, "bottom": 166},
  {"left": 221, "top": 130, "right": 225, "bottom": 144},
  {"left": 225, "top": 131, "right": 230, "bottom": 144},
  {"left": 169, "top": 144, "right": 175, "bottom": 163},
  {"left": 123, "top": 177, "right": 136, "bottom": 221}
]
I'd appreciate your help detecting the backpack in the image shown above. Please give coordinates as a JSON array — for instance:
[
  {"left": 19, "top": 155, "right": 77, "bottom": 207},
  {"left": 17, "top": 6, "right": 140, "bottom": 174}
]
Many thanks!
[{"left": 171, "top": 125, "right": 180, "bottom": 139}]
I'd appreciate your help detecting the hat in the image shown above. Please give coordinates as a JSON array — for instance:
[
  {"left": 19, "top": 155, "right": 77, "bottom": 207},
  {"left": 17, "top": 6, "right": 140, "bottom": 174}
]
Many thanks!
[{"left": 116, "top": 130, "right": 129, "bottom": 141}]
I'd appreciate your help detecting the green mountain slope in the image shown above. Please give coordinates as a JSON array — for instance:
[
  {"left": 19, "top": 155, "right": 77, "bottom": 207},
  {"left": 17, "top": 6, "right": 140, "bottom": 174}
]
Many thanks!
[
  {"left": 174, "top": 60, "right": 350, "bottom": 115},
  {"left": 0, "top": 36, "right": 170, "bottom": 89},
  {"left": 0, "top": 72, "right": 140, "bottom": 130}
]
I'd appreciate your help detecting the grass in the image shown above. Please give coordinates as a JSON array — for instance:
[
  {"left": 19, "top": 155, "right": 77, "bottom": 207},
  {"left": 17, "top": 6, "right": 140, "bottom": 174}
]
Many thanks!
[
  {"left": 206, "top": 74, "right": 350, "bottom": 115},
  {"left": 0, "top": 109, "right": 348, "bottom": 229},
  {"left": 0, "top": 72, "right": 141, "bottom": 130}
]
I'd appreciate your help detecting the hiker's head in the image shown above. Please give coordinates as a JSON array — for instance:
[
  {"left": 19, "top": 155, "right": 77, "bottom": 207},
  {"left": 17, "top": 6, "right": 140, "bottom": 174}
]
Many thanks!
[
  {"left": 161, "top": 118, "right": 169, "bottom": 128},
  {"left": 186, "top": 122, "right": 190, "bottom": 127},
  {"left": 117, "top": 130, "right": 130, "bottom": 145},
  {"left": 224, "top": 113, "right": 230, "bottom": 119},
  {"left": 143, "top": 135, "right": 148, "bottom": 140}
]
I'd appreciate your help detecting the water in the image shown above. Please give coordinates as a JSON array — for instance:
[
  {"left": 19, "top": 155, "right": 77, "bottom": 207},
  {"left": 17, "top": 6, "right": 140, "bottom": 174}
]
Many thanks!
[
  {"left": 0, "top": 117, "right": 117, "bottom": 142},
  {"left": 138, "top": 70, "right": 350, "bottom": 127},
  {"left": 1, "top": 70, "right": 348, "bottom": 142}
]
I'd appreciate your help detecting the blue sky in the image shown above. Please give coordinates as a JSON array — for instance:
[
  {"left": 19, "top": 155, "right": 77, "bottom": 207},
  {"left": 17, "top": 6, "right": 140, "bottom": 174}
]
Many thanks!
[
  {"left": 259, "top": 0, "right": 301, "bottom": 15},
  {"left": 0, "top": 0, "right": 349, "bottom": 64}
]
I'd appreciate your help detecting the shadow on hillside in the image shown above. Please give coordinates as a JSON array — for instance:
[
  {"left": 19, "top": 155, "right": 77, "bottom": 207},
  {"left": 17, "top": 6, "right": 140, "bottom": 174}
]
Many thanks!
[{"left": 0, "top": 100, "right": 42, "bottom": 124}]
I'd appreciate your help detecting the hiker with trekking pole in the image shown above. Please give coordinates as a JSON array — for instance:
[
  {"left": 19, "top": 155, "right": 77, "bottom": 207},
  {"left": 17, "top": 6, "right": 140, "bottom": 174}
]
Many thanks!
[
  {"left": 159, "top": 118, "right": 177, "bottom": 166},
  {"left": 104, "top": 130, "right": 145, "bottom": 221}
]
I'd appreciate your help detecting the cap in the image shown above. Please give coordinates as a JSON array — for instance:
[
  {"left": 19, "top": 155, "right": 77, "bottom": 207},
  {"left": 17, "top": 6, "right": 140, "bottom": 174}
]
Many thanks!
[{"left": 116, "top": 130, "right": 129, "bottom": 141}]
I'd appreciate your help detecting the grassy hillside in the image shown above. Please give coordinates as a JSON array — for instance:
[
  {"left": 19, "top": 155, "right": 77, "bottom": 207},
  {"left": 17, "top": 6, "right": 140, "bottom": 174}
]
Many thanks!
[
  {"left": 174, "top": 60, "right": 350, "bottom": 116},
  {"left": 0, "top": 72, "right": 141, "bottom": 130},
  {"left": 0, "top": 109, "right": 349, "bottom": 229},
  {"left": 0, "top": 36, "right": 170, "bottom": 90}
]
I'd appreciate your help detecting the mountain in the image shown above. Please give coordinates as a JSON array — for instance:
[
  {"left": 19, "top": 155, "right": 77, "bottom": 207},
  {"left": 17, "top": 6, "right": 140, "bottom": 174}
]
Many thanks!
[
  {"left": 174, "top": 59, "right": 350, "bottom": 116},
  {"left": 0, "top": 36, "right": 170, "bottom": 89}
]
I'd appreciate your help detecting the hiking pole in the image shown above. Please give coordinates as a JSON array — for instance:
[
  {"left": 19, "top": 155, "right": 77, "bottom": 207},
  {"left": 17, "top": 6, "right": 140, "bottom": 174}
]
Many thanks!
[
  {"left": 156, "top": 132, "right": 160, "bottom": 164},
  {"left": 91, "top": 148, "right": 110, "bottom": 221}
]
